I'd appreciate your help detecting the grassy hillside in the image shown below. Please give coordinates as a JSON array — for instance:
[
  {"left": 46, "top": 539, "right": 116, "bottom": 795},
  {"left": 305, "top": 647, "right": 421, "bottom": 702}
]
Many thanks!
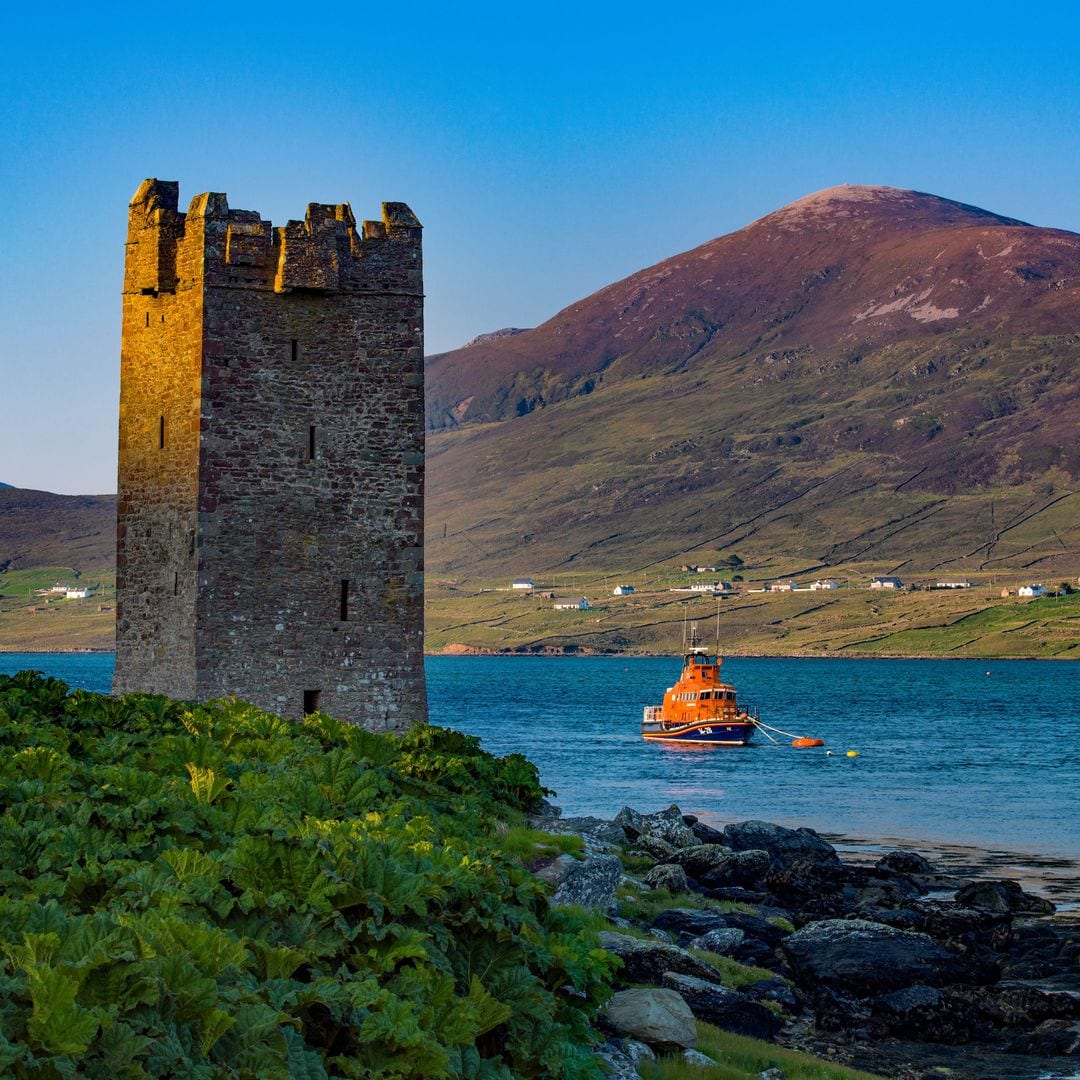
[
  {"left": 427, "top": 573, "right": 1079, "bottom": 659},
  {"left": 1, "top": 564, "right": 1077, "bottom": 659}
]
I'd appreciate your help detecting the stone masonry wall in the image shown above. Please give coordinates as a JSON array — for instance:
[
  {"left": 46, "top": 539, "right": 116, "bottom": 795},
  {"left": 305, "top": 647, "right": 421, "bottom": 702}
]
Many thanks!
[{"left": 114, "top": 180, "right": 426, "bottom": 730}]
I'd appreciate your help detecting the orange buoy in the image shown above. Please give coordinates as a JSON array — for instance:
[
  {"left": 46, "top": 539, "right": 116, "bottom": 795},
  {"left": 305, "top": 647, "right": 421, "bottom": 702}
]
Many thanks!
[{"left": 792, "top": 737, "right": 825, "bottom": 748}]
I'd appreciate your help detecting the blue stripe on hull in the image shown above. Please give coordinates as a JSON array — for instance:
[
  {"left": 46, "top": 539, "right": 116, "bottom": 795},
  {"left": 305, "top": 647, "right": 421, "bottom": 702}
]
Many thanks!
[{"left": 643, "top": 723, "right": 754, "bottom": 745}]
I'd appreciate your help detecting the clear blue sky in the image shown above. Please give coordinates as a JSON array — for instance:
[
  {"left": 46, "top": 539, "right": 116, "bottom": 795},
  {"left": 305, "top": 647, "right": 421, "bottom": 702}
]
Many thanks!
[{"left": 2, "top": 2, "right": 1078, "bottom": 494}]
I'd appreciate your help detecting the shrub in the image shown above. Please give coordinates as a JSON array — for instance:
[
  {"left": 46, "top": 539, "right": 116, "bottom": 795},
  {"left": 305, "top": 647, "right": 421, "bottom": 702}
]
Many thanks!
[{"left": 0, "top": 671, "right": 614, "bottom": 1077}]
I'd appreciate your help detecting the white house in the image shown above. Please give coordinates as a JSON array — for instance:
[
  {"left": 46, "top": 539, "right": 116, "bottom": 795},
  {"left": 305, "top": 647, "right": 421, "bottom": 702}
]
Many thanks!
[
  {"left": 870, "top": 576, "right": 903, "bottom": 590},
  {"left": 65, "top": 588, "right": 90, "bottom": 599},
  {"left": 511, "top": 578, "right": 535, "bottom": 591},
  {"left": 612, "top": 585, "right": 635, "bottom": 596},
  {"left": 553, "top": 596, "right": 592, "bottom": 611},
  {"left": 809, "top": 579, "right": 839, "bottom": 591},
  {"left": 1018, "top": 584, "right": 1047, "bottom": 598},
  {"left": 936, "top": 580, "right": 972, "bottom": 589},
  {"left": 766, "top": 580, "right": 798, "bottom": 593}
]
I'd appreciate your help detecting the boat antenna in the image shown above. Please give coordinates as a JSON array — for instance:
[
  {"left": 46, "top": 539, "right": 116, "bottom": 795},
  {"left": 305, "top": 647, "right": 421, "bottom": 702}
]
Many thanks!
[
  {"left": 682, "top": 603, "right": 687, "bottom": 649},
  {"left": 715, "top": 595, "right": 720, "bottom": 652}
]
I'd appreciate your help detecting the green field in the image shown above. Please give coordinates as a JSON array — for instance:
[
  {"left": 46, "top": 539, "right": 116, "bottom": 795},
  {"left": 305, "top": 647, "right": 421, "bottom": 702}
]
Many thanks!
[
  {"left": 427, "top": 570, "right": 1079, "bottom": 659},
  {"left": 2, "top": 562, "right": 1076, "bottom": 659},
  {"left": 0, "top": 566, "right": 115, "bottom": 652}
]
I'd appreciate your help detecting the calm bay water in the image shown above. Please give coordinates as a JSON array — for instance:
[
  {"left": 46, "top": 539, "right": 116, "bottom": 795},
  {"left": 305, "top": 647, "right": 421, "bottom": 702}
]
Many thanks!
[{"left": 3, "top": 652, "right": 1078, "bottom": 861}]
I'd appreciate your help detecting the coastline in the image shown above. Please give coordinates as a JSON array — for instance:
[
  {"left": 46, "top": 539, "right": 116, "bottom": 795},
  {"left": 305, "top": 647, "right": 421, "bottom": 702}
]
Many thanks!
[{"left": 431, "top": 645, "right": 1076, "bottom": 661}]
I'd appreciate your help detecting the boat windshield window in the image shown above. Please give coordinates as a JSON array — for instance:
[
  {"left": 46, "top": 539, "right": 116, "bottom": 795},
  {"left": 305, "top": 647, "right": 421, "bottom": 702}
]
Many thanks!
[{"left": 700, "top": 690, "right": 712, "bottom": 700}]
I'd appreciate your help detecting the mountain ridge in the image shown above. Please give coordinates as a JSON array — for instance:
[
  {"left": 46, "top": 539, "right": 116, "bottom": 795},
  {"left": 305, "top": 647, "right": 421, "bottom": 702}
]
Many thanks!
[
  {"left": 425, "top": 185, "right": 1079, "bottom": 580},
  {"left": 426, "top": 184, "right": 1078, "bottom": 431}
]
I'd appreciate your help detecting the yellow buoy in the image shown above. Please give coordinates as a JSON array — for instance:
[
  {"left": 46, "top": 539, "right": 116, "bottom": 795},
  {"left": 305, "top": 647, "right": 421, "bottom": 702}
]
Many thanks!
[{"left": 846, "top": 750, "right": 859, "bottom": 758}]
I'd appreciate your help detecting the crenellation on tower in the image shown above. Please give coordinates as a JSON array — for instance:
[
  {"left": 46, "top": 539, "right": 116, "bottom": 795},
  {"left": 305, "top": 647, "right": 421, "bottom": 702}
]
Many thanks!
[{"left": 114, "top": 178, "right": 426, "bottom": 730}]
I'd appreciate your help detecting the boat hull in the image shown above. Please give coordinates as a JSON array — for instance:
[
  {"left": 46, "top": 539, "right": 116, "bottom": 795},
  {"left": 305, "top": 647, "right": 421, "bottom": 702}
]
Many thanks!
[{"left": 642, "top": 720, "right": 755, "bottom": 746}]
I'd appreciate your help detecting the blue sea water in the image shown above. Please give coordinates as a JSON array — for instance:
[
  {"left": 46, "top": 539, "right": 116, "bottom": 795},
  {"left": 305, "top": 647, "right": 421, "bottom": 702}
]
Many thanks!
[{"left": 3, "top": 652, "right": 1078, "bottom": 861}]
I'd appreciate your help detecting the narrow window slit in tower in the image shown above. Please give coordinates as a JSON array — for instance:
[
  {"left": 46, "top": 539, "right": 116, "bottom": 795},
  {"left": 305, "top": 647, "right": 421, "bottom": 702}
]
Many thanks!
[
  {"left": 291, "top": 339, "right": 298, "bottom": 362},
  {"left": 145, "top": 312, "right": 149, "bottom": 327},
  {"left": 173, "top": 572, "right": 179, "bottom": 596},
  {"left": 309, "top": 425, "right": 316, "bottom": 460},
  {"left": 160, "top": 314, "right": 165, "bottom": 323},
  {"left": 303, "top": 690, "right": 321, "bottom": 715},
  {"left": 159, "top": 416, "right": 165, "bottom": 449},
  {"left": 340, "top": 579, "right": 349, "bottom": 621}
]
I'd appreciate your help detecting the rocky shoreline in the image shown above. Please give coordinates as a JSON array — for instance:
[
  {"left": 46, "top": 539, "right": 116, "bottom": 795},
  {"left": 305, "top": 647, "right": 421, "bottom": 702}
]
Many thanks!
[{"left": 529, "top": 803, "right": 1080, "bottom": 1079}]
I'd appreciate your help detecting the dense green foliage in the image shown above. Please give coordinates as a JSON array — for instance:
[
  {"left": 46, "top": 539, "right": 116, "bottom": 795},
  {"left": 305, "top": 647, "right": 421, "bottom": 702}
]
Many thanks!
[{"left": 0, "top": 672, "right": 614, "bottom": 1078}]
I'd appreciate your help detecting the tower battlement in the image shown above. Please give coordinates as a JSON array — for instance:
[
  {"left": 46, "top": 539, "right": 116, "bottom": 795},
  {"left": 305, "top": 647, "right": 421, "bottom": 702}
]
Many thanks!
[
  {"left": 125, "top": 179, "right": 422, "bottom": 297},
  {"left": 115, "top": 178, "right": 426, "bottom": 731}
]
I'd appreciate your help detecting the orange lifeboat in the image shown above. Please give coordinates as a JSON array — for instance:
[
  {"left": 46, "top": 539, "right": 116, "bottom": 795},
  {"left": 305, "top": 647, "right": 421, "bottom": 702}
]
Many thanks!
[{"left": 642, "top": 648, "right": 757, "bottom": 745}]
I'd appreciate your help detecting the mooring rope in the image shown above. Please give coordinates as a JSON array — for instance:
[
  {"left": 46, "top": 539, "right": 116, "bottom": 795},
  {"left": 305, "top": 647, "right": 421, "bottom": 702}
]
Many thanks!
[{"left": 753, "top": 718, "right": 810, "bottom": 741}]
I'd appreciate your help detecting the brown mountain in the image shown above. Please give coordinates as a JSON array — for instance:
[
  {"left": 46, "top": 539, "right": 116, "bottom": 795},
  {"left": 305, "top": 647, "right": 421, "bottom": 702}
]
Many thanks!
[
  {"left": 0, "top": 488, "right": 116, "bottom": 572},
  {"left": 426, "top": 185, "right": 1079, "bottom": 578}
]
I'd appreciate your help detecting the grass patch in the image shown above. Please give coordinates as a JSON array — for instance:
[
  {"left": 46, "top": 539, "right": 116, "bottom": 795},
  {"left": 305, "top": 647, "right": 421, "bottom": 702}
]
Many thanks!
[
  {"left": 688, "top": 949, "right": 779, "bottom": 988},
  {"left": 641, "top": 1020, "right": 884, "bottom": 1079},
  {"left": 619, "top": 850, "right": 657, "bottom": 874},
  {"left": 618, "top": 884, "right": 755, "bottom": 923},
  {"left": 497, "top": 823, "right": 584, "bottom": 862}
]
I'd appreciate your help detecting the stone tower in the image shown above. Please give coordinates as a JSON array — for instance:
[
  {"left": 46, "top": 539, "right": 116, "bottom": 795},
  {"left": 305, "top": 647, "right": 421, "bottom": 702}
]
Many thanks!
[{"left": 114, "top": 179, "right": 426, "bottom": 730}]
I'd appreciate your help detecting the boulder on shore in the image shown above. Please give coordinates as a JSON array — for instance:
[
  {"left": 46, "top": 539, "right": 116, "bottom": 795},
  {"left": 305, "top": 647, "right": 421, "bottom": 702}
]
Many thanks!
[
  {"left": 604, "top": 988, "right": 697, "bottom": 1050},
  {"left": 723, "top": 820, "right": 840, "bottom": 867},
  {"left": 599, "top": 931, "right": 725, "bottom": 986},
  {"left": 661, "top": 972, "right": 783, "bottom": 1040},
  {"left": 551, "top": 854, "right": 621, "bottom": 912},
  {"left": 954, "top": 879, "right": 1056, "bottom": 915},
  {"left": 782, "top": 918, "right": 986, "bottom": 996},
  {"left": 643, "top": 862, "right": 689, "bottom": 893}
]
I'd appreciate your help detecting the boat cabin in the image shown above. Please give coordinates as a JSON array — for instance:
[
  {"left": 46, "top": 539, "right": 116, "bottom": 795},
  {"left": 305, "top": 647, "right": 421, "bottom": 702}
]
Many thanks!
[{"left": 660, "top": 648, "right": 744, "bottom": 727}]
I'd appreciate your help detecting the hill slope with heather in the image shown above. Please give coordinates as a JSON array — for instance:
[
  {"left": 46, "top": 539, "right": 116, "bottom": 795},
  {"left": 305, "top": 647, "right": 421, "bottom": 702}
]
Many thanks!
[
  {"left": 0, "top": 487, "right": 115, "bottom": 572},
  {"left": 425, "top": 186, "right": 1079, "bottom": 581}
]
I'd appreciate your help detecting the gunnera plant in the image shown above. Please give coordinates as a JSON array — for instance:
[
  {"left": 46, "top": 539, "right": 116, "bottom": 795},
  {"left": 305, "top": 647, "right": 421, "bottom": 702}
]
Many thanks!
[{"left": 0, "top": 671, "right": 615, "bottom": 1078}]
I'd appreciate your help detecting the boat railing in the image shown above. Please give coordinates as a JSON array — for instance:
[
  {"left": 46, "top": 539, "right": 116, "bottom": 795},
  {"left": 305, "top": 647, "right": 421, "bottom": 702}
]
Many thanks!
[{"left": 642, "top": 705, "right": 663, "bottom": 724}]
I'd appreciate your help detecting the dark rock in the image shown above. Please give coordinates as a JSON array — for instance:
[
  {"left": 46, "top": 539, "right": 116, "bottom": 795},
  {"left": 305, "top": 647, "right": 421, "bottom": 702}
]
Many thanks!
[
  {"left": 551, "top": 854, "right": 621, "bottom": 911},
  {"left": 616, "top": 805, "right": 697, "bottom": 849},
  {"left": 689, "top": 820, "right": 727, "bottom": 846},
  {"left": 742, "top": 977, "right": 800, "bottom": 1013},
  {"left": 533, "top": 798, "right": 562, "bottom": 820},
  {"left": 1005, "top": 1018, "right": 1080, "bottom": 1056},
  {"left": 548, "top": 815, "right": 627, "bottom": 846},
  {"left": 661, "top": 844, "right": 735, "bottom": 879},
  {"left": 723, "top": 820, "right": 840, "bottom": 867},
  {"left": 532, "top": 853, "right": 578, "bottom": 888},
  {"left": 870, "top": 984, "right": 990, "bottom": 1043},
  {"left": 653, "top": 907, "right": 789, "bottom": 948},
  {"left": 782, "top": 918, "right": 984, "bottom": 996},
  {"left": 599, "top": 931, "right": 725, "bottom": 986},
  {"left": 992, "top": 984, "right": 1080, "bottom": 1025},
  {"left": 701, "top": 885, "right": 772, "bottom": 905},
  {"left": 660, "top": 972, "right": 783, "bottom": 1039},
  {"left": 633, "top": 833, "right": 676, "bottom": 861},
  {"left": 687, "top": 927, "right": 745, "bottom": 956},
  {"left": 594, "top": 1040, "right": 643, "bottom": 1080},
  {"left": 603, "top": 988, "right": 697, "bottom": 1051},
  {"left": 764, "top": 856, "right": 922, "bottom": 917},
  {"left": 643, "top": 863, "right": 689, "bottom": 893},
  {"left": 875, "top": 849, "right": 934, "bottom": 876},
  {"left": 700, "top": 849, "right": 772, "bottom": 888},
  {"left": 955, "top": 879, "right": 1056, "bottom": 915}
]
